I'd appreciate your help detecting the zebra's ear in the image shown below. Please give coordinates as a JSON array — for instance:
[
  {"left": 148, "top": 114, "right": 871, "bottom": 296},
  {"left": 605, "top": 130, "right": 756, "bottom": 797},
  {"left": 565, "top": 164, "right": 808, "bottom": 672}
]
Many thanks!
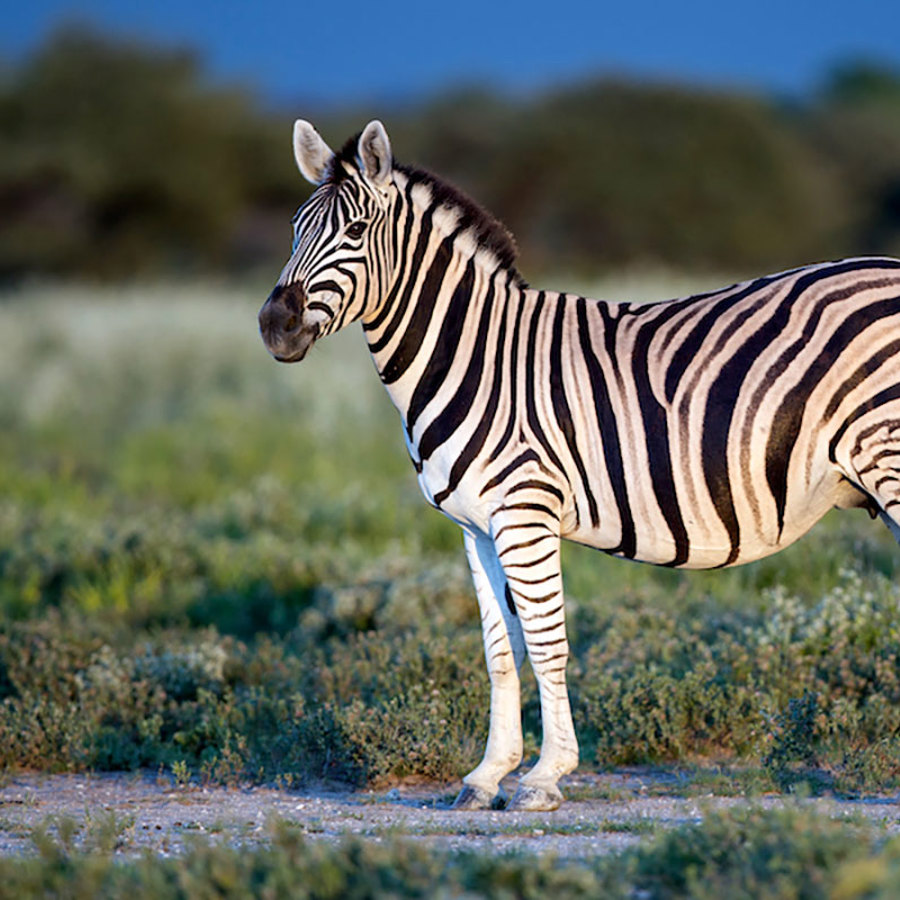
[
  {"left": 293, "top": 120, "right": 334, "bottom": 185},
  {"left": 357, "top": 120, "right": 393, "bottom": 187}
]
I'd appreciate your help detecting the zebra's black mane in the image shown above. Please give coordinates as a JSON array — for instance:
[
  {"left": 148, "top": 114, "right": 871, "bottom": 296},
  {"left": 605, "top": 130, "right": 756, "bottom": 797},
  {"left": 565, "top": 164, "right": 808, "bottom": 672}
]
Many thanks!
[{"left": 329, "top": 134, "right": 525, "bottom": 285}]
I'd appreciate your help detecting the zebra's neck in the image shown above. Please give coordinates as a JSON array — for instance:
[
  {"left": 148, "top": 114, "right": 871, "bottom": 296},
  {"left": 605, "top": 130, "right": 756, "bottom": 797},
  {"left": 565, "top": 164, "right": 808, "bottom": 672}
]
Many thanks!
[{"left": 361, "top": 202, "right": 523, "bottom": 439}]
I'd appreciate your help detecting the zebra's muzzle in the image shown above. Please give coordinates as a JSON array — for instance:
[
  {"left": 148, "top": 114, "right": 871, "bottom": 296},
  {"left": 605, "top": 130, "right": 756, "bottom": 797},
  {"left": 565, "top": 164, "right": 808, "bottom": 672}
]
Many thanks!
[{"left": 259, "top": 284, "right": 319, "bottom": 363}]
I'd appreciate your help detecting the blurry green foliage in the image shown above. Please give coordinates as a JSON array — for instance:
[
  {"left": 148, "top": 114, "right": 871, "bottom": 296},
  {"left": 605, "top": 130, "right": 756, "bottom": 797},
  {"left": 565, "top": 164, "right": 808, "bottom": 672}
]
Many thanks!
[
  {"left": 2, "top": 27, "right": 900, "bottom": 281},
  {"left": 0, "top": 26, "right": 294, "bottom": 279},
  {"left": 389, "top": 83, "right": 847, "bottom": 274},
  {"left": 808, "top": 60, "right": 900, "bottom": 259}
]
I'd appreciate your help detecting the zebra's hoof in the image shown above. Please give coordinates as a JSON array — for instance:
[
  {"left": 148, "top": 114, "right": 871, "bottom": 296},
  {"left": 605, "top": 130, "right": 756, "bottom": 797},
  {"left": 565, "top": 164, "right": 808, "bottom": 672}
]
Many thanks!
[
  {"left": 507, "top": 783, "right": 562, "bottom": 812},
  {"left": 452, "top": 784, "right": 504, "bottom": 810}
]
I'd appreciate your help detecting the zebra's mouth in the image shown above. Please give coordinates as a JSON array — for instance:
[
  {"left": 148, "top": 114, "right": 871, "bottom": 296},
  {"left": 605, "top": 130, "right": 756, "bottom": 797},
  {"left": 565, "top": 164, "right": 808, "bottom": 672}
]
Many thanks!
[
  {"left": 260, "top": 317, "right": 319, "bottom": 363},
  {"left": 270, "top": 330, "right": 317, "bottom": 362},
  {"left": 273, "top": 345, "right": 313, "bottom": 363},
  {"left": 259, "top": 283, "right": 322, "bottom": 364}
]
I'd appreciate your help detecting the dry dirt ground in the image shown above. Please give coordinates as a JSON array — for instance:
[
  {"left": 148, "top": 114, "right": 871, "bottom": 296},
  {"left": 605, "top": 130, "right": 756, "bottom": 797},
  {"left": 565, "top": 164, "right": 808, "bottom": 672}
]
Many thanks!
[{"left": 2, "top": 769, "right": 900, "bottom": 859}]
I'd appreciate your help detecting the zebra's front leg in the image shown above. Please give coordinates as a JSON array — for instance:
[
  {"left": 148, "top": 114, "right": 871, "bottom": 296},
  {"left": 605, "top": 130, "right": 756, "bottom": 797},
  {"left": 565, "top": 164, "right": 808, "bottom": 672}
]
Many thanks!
[
  {"left": 492, "top": 506, "right": 578, "bottom": 811},
  {"left": 453, "top": 530, "right": 526, "bottom": 810}
]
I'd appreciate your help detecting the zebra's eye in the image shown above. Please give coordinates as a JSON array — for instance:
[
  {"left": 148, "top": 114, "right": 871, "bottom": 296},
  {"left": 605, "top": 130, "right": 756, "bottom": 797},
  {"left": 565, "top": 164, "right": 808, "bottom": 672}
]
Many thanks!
[{"left": 345, "top": 221, "right": 366, "bottom": 239}]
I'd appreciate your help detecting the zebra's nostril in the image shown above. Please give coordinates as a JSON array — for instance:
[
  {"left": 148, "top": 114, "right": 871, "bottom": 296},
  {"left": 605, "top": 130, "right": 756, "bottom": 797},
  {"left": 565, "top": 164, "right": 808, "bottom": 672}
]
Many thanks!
[{"left": 285, "top": 315, "right": 299, "bottom": 332}]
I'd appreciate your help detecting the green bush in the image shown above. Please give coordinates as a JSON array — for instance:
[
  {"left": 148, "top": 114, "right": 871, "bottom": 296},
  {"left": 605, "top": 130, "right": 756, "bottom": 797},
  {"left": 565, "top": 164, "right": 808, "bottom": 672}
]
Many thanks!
[
  {"left": 0, "top": 806, "right": 887, "bottom": 899},
  {"left": 629, "top": 805, "right": 878, "bottom": 899}
]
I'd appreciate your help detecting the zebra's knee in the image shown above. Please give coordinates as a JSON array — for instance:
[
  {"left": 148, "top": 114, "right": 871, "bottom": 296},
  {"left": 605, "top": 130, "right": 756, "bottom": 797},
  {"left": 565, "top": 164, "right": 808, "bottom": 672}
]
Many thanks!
[{"left": 488, "top": 659, "right": 520, "bottom": 689}]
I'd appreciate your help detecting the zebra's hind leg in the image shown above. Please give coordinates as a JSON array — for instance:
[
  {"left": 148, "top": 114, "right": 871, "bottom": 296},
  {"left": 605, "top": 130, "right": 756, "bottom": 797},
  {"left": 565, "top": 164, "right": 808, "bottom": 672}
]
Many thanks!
[
  {"left": 453, "top": 531, "right": 526, "bottom": 811},
  {"left": 490, "top": 506, "right": 578, "bottom": 812}
]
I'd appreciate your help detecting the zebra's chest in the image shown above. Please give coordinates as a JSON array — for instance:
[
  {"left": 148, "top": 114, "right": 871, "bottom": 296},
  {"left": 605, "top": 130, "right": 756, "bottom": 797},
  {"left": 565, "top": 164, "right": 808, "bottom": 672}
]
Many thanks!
[
  {"left": 415, "top": 457, "right": 491, "bottom": 533},
  {"left": 404, "top": 431, "right": 494, "bottom": 533}
]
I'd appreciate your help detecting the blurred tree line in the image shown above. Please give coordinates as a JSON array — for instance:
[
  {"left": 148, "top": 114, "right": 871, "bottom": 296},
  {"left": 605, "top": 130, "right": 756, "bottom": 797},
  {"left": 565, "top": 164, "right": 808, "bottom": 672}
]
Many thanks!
[{"left": 2, "top": 26, "right": 900, "bottom": 283}]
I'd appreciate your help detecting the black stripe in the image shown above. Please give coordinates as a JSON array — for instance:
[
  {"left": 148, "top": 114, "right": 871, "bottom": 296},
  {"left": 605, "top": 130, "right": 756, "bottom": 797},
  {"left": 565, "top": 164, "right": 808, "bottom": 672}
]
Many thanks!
[
  {"left": 479, "top": 449, "right": 544, "bottom": 496},
  {"left": 523, "top": 620, "right": 563, "bottom": 634},
  {"left": 506, "top": 571, "right": 557, "bottom": 585},
  {"left": 549, "top": 297, "right": 596, "bottom": 527},
  {"left": 333, "top": 263, "right": 361, "bottom": 329},
  {"left": 858, "top": 447, "right": 900, "bottom": 476},
  {"left": 576, "top": 297, "right": 635, "bottom": 557},
  {"left": 829, "top": 387, "right": 900, "bottom": 462},
  {"left": 433, "top": 313, "right": 509, "bottom": 506},
  {"left": 306, "top": 301, "right": 336, "bottom": 318},
  {"left": 418, "top": 270, "right": 497, "bottom": 461},
  {"left": 366, "top": 196, "right": 435, "bottom": 351},
  {"left": 495, "top": 533, "right": 555, "bottom": 553},
  {"left": 308, "top": 279, "right": 342, "bottom": 294},
  {"left": 500, "top": 548, "right": 556, "bottom": 567},
  {"left": 524, "top": 293, "right": 566, "bottom": 475},
  {"left": 665, "top": 270, "right": 790, "bottom": 403},
  {"left": 504, "top": 584, "right": 517, "bottom": 617},
  {"left": 405, "top": 259, "right": 476, "bottom": 431},
  {"left": 487, "top": 284, "right": 527, "bottom": 462},
  {"left": 364, "top": 180, "right": 417, "bottom": 336},
  {"left": 631, "top": 319, "right": 689, "bottom": 566},
  {"left": 505, "top": 479, "right": 565, "bottom": 504},
  {"left": 380, "top": 230, "right": 459, "bottom": 384},
  {"left": 825, "top": 338, "right": 900, "bottom": 420},
  {"left": 653, "top": 293, "right": 721, "bottom": 359},
  {"left": 499, "top": 501, "right": 557, "bottom": 517},
  {"left": 519, "top": 603, "right": 564, "bottom": 620}
]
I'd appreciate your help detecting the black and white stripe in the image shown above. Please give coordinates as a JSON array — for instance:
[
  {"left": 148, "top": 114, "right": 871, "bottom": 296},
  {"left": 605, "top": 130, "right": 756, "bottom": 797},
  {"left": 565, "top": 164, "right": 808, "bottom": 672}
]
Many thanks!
[{"left": 259, "top": 119, "right": 900, "bottom": 811}]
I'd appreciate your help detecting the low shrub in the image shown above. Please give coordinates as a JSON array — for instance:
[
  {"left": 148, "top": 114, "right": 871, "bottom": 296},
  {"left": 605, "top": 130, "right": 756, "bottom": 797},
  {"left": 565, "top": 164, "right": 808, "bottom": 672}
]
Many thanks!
[{"left": 0, "top": 806, "right": 887, "bottom": 899}]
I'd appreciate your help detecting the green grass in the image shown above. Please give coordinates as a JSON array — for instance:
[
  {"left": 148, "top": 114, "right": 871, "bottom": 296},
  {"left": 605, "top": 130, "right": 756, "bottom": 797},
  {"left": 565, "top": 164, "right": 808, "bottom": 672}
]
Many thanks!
[{"left": 3, "top": 281, "right": 900, "bottom": 791}]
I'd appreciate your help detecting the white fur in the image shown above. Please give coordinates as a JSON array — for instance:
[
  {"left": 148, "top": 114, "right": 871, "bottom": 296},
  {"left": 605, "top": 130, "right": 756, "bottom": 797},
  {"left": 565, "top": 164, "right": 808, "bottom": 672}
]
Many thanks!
[
  {"left": 409, "top": 181, "right": 433, "bottom": 210},
  {"left": 358, "top": 120, "right": 393, "bottom": 186},
  {"left": 293, "top": 120, "right": 334, "bottom": 185},
  {"left": 432, "top": 202, "right": 463, "bottom": 236}
]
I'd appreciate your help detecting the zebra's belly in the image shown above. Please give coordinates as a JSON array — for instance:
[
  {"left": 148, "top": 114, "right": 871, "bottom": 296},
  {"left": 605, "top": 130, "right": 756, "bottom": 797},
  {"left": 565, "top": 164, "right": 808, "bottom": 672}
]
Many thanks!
[
  {"left": 419, "top": 437, "right": 866, "bottom": 570},
  {"left": 563, "top": 523, "right": 817, "bottom": 570},
  {"left": 563, "top": 484, "right": 849, "bottom": 570}
]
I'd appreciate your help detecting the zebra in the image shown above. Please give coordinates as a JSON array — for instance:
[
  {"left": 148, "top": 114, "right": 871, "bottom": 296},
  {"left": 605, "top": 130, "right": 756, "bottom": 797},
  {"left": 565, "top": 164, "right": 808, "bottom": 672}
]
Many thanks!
[{"left": 259, "top": 118, "right": 900, "bottom": 812}]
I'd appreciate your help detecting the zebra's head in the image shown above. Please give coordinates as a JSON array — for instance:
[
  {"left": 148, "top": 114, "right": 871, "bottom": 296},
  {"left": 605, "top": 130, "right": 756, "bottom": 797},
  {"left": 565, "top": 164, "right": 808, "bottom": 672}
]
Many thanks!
[{"left": 259, "top": 119, "right": 395, "bottom": 363}]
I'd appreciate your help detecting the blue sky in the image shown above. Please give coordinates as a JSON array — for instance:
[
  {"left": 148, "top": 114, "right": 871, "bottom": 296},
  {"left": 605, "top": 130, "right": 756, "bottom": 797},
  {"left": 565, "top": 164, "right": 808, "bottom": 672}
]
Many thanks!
[{"left": 3, "top": 0, "right": 900, "bottom": 106}]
